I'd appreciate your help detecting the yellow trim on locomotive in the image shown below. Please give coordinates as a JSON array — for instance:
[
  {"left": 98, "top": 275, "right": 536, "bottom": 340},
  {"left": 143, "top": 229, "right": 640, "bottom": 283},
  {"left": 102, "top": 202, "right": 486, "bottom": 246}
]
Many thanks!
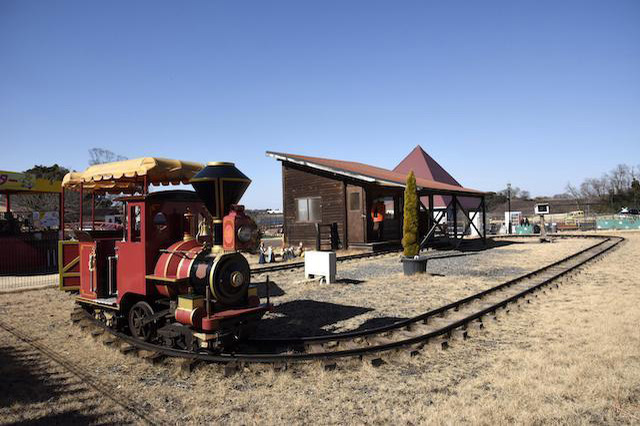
[
  {"left": 177, "top": 293, "right": 205, "bottom": 310},
  {"left": 58, "top": 240, "right": 80, "bottom": 291},
  {"left": 247, "top": 286, "right": 258, "bottom": 298}
]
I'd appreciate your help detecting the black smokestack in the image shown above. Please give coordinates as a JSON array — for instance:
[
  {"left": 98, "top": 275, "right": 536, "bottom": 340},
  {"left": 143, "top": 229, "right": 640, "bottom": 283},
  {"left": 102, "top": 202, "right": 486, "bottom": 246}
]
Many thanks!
[{"left": 190, "top": 162, "right": 251, "bottom": 219}]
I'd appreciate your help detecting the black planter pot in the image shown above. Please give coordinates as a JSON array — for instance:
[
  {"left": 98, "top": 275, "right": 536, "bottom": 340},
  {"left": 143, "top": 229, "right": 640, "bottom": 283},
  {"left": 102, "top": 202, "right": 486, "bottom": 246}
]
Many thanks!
[{"left": 401, "top": 256, "right": 428, "bottom": 275}]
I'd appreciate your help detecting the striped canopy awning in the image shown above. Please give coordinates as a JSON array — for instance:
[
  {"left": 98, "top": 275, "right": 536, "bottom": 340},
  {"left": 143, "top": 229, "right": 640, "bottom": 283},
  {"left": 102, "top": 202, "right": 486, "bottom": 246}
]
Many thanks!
[{"left": 62, "top": 157, "right": 204, "bottom": 193}]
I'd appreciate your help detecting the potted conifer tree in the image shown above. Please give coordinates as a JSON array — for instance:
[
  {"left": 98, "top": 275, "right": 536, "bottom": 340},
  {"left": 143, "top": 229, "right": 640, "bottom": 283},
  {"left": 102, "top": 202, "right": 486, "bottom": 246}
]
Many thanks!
[{"left": 401, "top": 171, "right": 428, "bottom": 275}]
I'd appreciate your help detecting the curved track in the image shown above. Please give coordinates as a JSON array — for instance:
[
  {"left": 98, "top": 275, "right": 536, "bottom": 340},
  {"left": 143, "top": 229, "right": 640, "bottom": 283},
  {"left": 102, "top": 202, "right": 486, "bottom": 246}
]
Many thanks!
[
  {"left": 81, "top": 234, "right": 623, "bottom": 367},
  {"left": 250, "top": 248, "right": 479, "bottom": 275}
]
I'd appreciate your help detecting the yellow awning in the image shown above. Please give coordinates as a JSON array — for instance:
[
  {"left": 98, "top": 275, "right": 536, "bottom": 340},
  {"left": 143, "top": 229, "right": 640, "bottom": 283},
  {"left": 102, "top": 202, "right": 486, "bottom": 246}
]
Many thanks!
[{"left": 62, "top": 157, "right": 204, "bottom": 193}]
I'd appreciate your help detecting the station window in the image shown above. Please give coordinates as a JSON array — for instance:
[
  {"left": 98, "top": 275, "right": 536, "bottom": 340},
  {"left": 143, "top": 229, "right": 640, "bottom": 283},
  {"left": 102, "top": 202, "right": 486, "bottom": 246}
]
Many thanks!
[
  {"left": 349, "top": 192, "right": 361, "bottom": 211},
  {"left": 295, "top": 197, "right": 322, "bottom": 223},
  {"left": 372, "top": 196, "right": 395, "bottom": 220},
  {"left": 383, "top": 197, "right": 395, "bottom": 220}
]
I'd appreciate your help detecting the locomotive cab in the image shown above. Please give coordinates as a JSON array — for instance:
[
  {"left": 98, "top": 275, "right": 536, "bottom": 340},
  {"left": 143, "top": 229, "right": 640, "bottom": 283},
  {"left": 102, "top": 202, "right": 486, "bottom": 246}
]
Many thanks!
[{"left": 61, "top": 158, "right": 268, "bottom": 351}]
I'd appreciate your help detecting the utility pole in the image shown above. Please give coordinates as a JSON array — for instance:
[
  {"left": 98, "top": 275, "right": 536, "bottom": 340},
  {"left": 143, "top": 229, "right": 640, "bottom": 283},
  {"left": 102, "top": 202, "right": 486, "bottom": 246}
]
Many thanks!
[{"left": 507, "top": 183, "right": 512, "bottom": 234}]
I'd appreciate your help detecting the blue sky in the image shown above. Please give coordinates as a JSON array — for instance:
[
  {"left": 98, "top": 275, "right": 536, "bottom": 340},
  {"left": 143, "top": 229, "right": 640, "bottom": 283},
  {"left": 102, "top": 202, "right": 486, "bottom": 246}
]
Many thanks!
[{"left": 2, "top": 1, "right": 639, "bottom": 208}]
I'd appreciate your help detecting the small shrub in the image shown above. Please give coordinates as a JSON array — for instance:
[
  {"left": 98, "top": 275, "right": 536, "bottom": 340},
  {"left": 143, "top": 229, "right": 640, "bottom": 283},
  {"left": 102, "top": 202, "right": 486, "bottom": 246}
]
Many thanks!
[{"left": 402, "top": 171, "right": 419, "bottom": 257}]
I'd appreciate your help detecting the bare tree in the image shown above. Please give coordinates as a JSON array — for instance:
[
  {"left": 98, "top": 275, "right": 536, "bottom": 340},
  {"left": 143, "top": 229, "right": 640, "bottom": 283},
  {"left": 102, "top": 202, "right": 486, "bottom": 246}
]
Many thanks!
[
  {"left": 565, "top": 182, "right": 582, "bottom": 210},
  {"left": 497, "top": 186, "right": 530, "bottom": 200},
  {"left": 89, "top": 148, "right": 127, "bottom": 166},
  {"left": 580, "top": 177, "right": 608, "bottom": 200},
  {"left": 609, "top": 164, "right": 632, "bottom": 194}
]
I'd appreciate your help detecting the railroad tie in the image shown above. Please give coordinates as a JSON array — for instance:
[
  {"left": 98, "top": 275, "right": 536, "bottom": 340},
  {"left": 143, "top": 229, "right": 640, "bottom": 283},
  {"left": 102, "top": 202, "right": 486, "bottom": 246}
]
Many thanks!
[
  {"left": 144, "top": 351, "right": 165, "bottom": 365},
  {"left": 272, "top": 362, "right": 287, "bottom": 372},
  {"left": 223, "top": 362, "right": 238, "bottom": 377},
  {"left": 323, "top": 361, "right": 337, "bottom": 371},
  {"left": 179, "top": 359, "right": 200, "bottom": 377},
  {"left": 70, "top": 312, "right": 84, "bottom": 323},
  {"left": 119, "top": 343, "right": 137, "bottom": 356},
  {"left": 102, "top": 336, "right": 118, "bottom": 346},
  {"left": 370, "top": 358, "right": 386, "bottom": 368}
]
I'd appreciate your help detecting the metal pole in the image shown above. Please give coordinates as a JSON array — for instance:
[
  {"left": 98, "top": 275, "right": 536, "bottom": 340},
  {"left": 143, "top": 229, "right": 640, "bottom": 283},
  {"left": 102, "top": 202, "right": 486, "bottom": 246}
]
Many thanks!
[
  {"left": 205, "top": 285, "right": 211, "bottom": 318},
  {"left": 507, "top": 183, "right": 512, "bottom": 234},
  {"left": 266, "top": 275, "right": 270, "bottom": 306},
  {"left": 59, "top": 190, "right": 64, "bottom": 239}
]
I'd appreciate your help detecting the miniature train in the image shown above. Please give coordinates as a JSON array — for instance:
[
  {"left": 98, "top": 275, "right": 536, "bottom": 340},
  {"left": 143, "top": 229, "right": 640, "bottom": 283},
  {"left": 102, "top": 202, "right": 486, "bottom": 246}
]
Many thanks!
[{"left": 60, "top": 159, "right": 270, "bottom": 351}]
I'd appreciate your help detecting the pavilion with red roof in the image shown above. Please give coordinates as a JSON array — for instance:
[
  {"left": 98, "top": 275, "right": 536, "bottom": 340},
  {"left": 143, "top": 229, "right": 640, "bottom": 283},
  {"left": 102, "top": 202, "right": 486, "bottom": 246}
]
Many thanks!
[{"left": 267, "top": 147, "right": 486, "bottom": 251}]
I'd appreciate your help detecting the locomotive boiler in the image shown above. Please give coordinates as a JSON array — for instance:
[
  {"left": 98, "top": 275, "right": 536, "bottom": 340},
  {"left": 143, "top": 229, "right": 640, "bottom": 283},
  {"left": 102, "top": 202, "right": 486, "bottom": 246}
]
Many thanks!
[{"left": 59, "top": 158, "right": 268, "bottom": 351}]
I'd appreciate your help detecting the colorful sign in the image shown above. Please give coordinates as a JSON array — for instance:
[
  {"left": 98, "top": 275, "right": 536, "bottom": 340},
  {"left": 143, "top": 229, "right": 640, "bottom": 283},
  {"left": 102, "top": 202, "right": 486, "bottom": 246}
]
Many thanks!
[
  {"left": 32, "top": 211, "right": 60, "bottom": 229},
  {"left": 0, "top": 170, "right": 62, "bottom": 193}
]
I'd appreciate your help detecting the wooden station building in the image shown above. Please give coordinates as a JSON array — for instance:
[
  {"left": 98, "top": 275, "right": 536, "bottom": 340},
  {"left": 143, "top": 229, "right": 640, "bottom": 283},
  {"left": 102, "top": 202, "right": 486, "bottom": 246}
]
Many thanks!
[{"left": 267, "top": 147, "right": 487, "bottom": 251}]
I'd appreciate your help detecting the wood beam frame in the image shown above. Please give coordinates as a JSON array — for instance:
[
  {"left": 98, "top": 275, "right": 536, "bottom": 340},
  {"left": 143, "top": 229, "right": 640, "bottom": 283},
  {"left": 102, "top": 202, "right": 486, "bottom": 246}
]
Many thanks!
[
  {"left": 452, "top": 196, "right": 484, "bottom": 249},
  {"left": 419, "top": 196, "right": 454, "bottom": 249}
]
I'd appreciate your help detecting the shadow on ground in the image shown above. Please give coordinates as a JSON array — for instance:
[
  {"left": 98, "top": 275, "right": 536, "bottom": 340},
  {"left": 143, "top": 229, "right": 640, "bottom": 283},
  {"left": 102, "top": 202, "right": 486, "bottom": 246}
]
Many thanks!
[
  {"left": 0, "top": 344, "right": 103, "bottom": 424},
  {"left": 428, "top": 237, "right": 526, "bottom": 253},
  {"left": 254, "top": 280, "right": 286, "bottom": 298},
  {"left": 255, "top": 299, "right": 374, "bottom": 337}
]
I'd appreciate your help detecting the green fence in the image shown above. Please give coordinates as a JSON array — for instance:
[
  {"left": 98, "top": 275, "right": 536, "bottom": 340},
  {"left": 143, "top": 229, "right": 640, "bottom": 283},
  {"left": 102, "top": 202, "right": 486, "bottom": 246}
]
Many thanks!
[
  {"left": 596, "top": 216, "right": 640, "bottom": 230},
  {"left": 514, "top": 225, "right": 534, "bottom": 235}
]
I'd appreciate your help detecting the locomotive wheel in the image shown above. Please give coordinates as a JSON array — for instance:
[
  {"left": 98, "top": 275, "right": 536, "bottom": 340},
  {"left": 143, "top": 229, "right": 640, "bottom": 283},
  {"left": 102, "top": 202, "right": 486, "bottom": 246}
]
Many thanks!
[
  {"left": 128, "top": 301, "right": 156, "bottom": 342},
  {"left": 211, "top": 254, "right": 251, "bottom": 306}
]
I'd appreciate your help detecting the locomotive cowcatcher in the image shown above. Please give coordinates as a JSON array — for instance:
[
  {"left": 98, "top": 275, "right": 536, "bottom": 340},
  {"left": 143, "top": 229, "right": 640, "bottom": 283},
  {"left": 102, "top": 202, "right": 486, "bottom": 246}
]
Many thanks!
[{"left": 59, "top": 158, "right": 269, "bottom": 351}]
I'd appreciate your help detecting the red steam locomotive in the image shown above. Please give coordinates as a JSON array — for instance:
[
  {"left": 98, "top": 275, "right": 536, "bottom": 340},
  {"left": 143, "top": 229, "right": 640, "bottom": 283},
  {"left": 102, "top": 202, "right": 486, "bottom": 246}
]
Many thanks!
[{"left": 59, "top": 158, "right": 269, "bottom": 351}]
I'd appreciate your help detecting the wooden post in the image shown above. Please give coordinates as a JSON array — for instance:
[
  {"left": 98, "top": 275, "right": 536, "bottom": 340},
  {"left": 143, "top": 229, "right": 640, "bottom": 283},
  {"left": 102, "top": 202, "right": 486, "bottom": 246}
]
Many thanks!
[
  {"left": 428, "top": 193, "right": 434, "bottom": 246},
  {"left": 91, "top": 192, "right": 96, "bottom": 230},
  {"left": 452, "top": 195, "right": 458, "bottom": 242},
  {"left": 315, "top": 223, "right": 321, "bottom": 251},
  {"left": 59, "top": 190, "right": 64, "bottom": 239},
  {"left": 481, "top": 196, "right": 487, "bottom": 245},
  {"left": 79, "top": 183, "right": 84, "bottom": 231},
  {"left": 5, "top": 192, "right": 10, "bottom": 212}
]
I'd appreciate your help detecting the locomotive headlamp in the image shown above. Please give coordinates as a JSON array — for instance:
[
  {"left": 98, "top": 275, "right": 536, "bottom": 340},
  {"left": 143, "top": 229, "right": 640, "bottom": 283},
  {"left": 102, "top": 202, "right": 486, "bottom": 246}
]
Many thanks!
[{"left": 237, "top": 225, "right": 253, "bottom": 243}]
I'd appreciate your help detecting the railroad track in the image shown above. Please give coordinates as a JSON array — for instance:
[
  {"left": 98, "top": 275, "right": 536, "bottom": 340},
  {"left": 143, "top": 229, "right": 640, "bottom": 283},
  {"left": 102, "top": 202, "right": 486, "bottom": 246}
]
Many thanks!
[
  {"left": 0, "top": 319, "right": 160, "bottom": 425},
  {"left": 250, "top": 248, "right": 478, "bottom": 275},
  {"left": 250, "top": 249, "right": 399, "bottom": 274},
  {"left": 78, "top": 234, "right": 623, "bottom": 371}
]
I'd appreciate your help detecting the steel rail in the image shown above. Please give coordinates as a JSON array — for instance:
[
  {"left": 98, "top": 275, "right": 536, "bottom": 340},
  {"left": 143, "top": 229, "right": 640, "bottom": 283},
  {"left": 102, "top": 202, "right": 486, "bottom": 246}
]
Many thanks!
[
  {"left": 0, "top": 320, "right": 160, "bottom": 425},
  {"left": 250, "top": 249, "right": 399, "bottom": 274},
  {"left": 247, "top": 236, "right": 612, "bottom": 345},
  {"left": 80, "top": 235, "right": 623, "bottom": 365},
  {"left": 250, "top": 248, "right": 480, "bottom": 275}
]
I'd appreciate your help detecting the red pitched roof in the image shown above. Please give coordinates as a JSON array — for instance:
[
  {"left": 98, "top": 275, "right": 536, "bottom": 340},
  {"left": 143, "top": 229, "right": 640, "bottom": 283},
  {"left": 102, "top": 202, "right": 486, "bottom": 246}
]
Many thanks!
[
  {"left": 266, "top": 151, "right": 484, "bottom": 197},
  {"left": 394, "top": 145, "right": 481, "bottom": 209}
]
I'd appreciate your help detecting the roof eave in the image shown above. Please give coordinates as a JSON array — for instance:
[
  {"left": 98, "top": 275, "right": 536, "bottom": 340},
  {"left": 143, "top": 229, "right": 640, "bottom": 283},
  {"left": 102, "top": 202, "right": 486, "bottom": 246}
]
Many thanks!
[
  {"left": 266, "top": 151, "right": 485, "bottom": 196},
  {"left": 267, "top": 151, "right": 404, "bottom": 187}
]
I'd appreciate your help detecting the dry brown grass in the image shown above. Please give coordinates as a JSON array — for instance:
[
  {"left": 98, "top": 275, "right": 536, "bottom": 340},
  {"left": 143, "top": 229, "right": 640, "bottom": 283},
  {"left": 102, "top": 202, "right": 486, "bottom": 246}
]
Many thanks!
[
  {"left": 252, "top": 237, "right": 594, "bottom": 336},
  {"left": 0, "top": 233, "right": 638, "bottom": 424}
]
